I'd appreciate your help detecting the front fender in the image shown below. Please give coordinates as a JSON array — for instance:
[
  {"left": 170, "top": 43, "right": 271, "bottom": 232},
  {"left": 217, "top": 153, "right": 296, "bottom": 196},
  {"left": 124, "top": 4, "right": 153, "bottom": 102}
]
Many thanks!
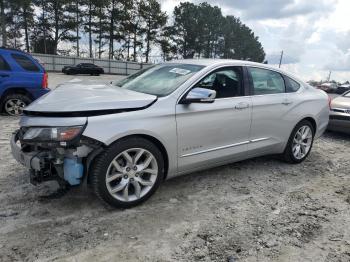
[{"left": 83, "top": 108, "right": 178, "bottom": 178}]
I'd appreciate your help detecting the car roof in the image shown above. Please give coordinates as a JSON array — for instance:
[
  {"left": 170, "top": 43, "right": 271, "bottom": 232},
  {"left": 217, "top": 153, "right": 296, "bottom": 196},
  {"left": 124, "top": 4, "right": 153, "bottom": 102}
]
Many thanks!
[
  {"left": 165, "top": 59, "right": 289, "bottom": 73},
  {"left": 165, "top": 58, "right": 257, "bottom": 66},
  {"left": 0, "top": 47, "right": 30, "bottom": 56}
]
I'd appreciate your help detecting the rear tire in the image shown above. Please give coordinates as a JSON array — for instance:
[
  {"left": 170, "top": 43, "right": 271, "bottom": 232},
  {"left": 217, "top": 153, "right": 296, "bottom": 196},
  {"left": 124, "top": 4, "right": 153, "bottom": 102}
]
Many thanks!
[
  {"left": 2, "top": 93, "right": 32, "bottom": 116},
  {"left": 90, "top": 137, "right": 164, "bottom": 208},
  {"left": 282, "top": 120, "right": 315, "bottom": 163}
]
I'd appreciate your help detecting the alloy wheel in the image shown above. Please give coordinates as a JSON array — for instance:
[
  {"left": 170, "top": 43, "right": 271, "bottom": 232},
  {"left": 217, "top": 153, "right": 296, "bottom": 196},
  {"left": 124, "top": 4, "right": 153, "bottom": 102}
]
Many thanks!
[
  {"left": 292, "top": 125, "right": 313, "bottom": 160},
  {"left": 105, "top": 148, "right": 158, "bottom": 202},
  {"left": 4, "top": 99, "right": 26, "bottom": 116}
]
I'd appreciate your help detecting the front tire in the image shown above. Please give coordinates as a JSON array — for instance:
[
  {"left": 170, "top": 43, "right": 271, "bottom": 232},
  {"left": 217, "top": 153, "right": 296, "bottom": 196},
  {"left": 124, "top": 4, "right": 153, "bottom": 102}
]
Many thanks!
[
  {"left": 90, "top": 137, "right": 164, "bottom": 208},
  {"left": 282, "top": 120, "right": 315, "bottom": 163}
]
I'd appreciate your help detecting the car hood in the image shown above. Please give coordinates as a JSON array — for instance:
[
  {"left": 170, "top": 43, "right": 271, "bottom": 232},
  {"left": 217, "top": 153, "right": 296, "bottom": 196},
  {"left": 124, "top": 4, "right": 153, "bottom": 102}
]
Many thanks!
[
  {"left": 24, "top": 81, "right": 157, "bottom": 117},
  {"left": 331, "top": 96, "right": 350, "bottom": 109}
]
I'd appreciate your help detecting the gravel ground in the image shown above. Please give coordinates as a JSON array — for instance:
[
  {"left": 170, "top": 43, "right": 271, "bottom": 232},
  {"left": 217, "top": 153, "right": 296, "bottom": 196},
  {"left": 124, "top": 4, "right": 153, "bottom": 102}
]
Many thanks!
[
  {"left": 0, "top": 75, "right": 348, "bottom": 261},
  {"left": 0, "top": 114, "right": 349, "bottom": 262}
]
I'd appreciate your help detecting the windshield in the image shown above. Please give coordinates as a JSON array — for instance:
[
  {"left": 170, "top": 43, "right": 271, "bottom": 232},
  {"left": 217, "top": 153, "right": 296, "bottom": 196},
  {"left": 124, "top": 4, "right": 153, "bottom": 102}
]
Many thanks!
[{"left": 115, "top": 63, "right": 204, "bottom": 96}]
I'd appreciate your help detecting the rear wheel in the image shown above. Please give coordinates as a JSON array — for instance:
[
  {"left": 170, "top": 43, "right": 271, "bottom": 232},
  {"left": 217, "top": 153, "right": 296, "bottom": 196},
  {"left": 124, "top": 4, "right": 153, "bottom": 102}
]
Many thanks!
[
  {"left": 3, "top": 94, "right": 32, "bottom": 116},
  {"left": 282, "top": 120, "right": 315, "bottom": 163},
  {"left": 90, "top": 137, "right": 164, "bottom": 208}
]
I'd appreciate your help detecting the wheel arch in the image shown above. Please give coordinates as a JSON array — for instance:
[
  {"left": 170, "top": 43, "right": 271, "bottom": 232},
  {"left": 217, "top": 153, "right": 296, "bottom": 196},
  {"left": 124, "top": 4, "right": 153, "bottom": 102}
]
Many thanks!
[
  {"left": 0, "top": 87, "right": 34, "bottom": 100},
  {"left": 0, "top": 87, "right": 34, "bottom": 111},
  {"left": 87, "top": 133, "right": 170, "bottom": 182},
  {"left": 301, "top": 116, "right": 317, "bottom": 133},
  {"left": 284, "top": 116, "right": 317, "bottom": 151}
]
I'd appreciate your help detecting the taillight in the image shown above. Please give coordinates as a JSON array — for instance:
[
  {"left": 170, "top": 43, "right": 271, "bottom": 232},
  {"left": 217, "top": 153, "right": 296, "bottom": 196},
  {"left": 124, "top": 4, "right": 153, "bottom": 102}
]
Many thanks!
[
  {"left": 328, "top": 95, "right": 332, "bottom": 109},
  {"left": 42, "top": 72, "right": 48, "bottom": 89}
]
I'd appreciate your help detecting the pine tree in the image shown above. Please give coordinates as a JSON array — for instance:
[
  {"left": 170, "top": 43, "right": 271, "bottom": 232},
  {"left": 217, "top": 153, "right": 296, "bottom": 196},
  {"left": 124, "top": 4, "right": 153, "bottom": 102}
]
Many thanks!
[
  {"left": 0, "top": 0, "right": 7, "bottom": 47},
  {"left": 172, "top": 2, "right": 200, "bottom": 58},
  {"left": 35, "top": 0, "right": 76, "bottom": 54},
  {"left": 67, "top": 0, "right": 84, "bottom": 56},
  {"left": 92, "top": 0, "right": 109, "bottom": 58},
  {"left": 139, "top": 0, "right": 167, "bottom": 63}
]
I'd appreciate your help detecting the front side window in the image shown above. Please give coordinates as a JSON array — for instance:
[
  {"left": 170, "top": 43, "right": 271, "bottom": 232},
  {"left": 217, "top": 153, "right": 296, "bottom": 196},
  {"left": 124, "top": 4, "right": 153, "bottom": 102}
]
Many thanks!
[
  {"left": 0, "top": 55, "right": 10, "bottom": 70},
  {"left": 115, "top": 63, "right": 204, "bottom": 97},
  {"left": 249, "top": 67, "right": 285, "bottom": 95},
  {"left": 195, "top": 67, "right": 243, "bottom": 98},
  {"left": 11, "top": 54, "right": 40, "bottom": 72},
  {"left": 286, "top": 76, "right": 300, "bottom": 92}
]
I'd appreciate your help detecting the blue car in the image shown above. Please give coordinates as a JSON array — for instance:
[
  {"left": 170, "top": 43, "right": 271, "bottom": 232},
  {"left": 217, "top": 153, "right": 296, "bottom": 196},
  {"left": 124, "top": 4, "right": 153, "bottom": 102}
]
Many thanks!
[{"left": 0, "top": 48, "right": 50, "bottom": 116}]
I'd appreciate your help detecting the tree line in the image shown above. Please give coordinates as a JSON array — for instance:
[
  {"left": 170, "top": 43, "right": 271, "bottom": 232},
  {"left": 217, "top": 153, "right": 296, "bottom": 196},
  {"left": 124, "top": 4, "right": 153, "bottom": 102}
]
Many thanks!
[{"left": 0, "top": 0, "right": 265, "bottom": 63}]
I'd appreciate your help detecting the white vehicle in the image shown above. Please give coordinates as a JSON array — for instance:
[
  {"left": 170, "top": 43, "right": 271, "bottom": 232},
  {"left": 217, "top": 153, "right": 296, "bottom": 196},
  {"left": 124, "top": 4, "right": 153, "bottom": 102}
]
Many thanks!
[{"left": 11, "top": 60, "right": 330, "bottom": 208}]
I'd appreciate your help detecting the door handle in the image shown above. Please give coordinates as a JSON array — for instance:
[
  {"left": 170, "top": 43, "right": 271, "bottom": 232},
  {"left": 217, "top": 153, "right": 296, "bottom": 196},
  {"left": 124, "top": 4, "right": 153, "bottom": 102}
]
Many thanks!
[
  {"left": 234, "top": 102, "right": 249, "bottom": 110},
  {"left": 282, "top": 99, "right": 292, "bottom": 105}
]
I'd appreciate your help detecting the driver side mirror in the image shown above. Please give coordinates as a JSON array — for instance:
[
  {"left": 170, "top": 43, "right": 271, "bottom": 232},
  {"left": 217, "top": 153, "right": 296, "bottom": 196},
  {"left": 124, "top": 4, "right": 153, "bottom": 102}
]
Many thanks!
[{"left": 181, "top": 87, "right": 216, "bottom": 104}]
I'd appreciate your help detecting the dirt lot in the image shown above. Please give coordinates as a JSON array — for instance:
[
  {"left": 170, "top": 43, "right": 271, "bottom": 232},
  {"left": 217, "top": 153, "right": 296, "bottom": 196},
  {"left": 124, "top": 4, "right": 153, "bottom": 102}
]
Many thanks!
[
  {"left": 0, "top": 115, "right": 349, "bottom": 262},
  {"left": 0, "top": 73, "right": 349, "bottom": 261}
]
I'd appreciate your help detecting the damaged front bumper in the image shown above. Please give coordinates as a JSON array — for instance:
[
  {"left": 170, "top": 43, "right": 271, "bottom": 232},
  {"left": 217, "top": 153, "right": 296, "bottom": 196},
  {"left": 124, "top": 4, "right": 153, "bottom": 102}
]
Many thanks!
[
  {"left": 11, "top": 130, "right": 102, "bottom": 186},
  {"left": 11, "top": 132, "right": 43, "bottom": 171}
]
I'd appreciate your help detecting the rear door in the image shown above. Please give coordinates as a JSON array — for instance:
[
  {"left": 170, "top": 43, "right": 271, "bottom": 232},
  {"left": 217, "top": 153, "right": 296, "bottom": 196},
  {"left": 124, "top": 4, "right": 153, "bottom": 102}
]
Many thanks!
[
  {"left": 84, "top": 64, "right": 93, "bottom": 74},
  {"left": 176, "top": 66, "right": 252, "bottom": 172},
  {"left": 76, "top": 64, "right": 83, "bottom": 74},
  {"left": 0, "top": 54, "right": 12, "bottom": 98},
  {"left": 10, "top": 53, "right": 43, "bottom": 91},
  {"left": 247, "top": 67, "right": 293, "bottom": 153}
]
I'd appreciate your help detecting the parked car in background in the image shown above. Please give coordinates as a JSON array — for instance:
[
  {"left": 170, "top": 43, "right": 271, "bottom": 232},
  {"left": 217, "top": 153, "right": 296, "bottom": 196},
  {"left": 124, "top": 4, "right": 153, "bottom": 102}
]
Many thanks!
[
  {"left": 336, "top": 84, "right": 350, "bottom": 94},
  {"left": 328, "top": 90, "right": 350, "bottom": 134},
  {"left": 0, "top": 47, "right": 50, "bottom": 116},
  {"left": 62, "top": 63, "right": 104, "bottom": 75},
  {"left": 317, "top": 82, "right": 338, "bottom": 93},
  {"left": 11, "top": 60, "right": 329, "bottom": 208}
]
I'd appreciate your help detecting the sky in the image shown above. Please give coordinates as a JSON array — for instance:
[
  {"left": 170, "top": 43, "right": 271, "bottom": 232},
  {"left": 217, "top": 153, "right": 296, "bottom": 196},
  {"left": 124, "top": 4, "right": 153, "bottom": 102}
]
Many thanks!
[{"left": 160, "top": 0, "right": 350, "bottom": 82}]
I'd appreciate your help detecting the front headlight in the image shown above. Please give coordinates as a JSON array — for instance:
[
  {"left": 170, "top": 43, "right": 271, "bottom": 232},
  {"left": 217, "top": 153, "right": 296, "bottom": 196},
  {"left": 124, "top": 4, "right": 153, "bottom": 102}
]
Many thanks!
[{"left": 22, "top": 126, "right": 84, "bottom": 142}]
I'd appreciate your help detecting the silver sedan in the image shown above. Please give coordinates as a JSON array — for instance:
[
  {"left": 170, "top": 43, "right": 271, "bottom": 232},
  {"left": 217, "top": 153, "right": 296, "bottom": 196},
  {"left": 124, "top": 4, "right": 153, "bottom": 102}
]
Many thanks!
[
  {"left": 328, "top": 91, "right": 350, "bottom": 134},
  {"left": 11, "top": 60, "right": 329, "bottom": 208}
]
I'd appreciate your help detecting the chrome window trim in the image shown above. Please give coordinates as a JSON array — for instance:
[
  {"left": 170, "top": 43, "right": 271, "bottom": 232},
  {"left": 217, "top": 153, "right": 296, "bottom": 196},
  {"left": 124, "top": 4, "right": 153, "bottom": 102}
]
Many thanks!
[
  {"left": 177, "top": 65, "right": 246, "bottom": 104},
  {"left": 246, "top": 66, "right": 287, "bottom": 96},
  {"left": 244, "top": 65, "right": 304, "bottom": 96},
  {"left": 244, "top": 64, "right": 303, "bottom": 87}
]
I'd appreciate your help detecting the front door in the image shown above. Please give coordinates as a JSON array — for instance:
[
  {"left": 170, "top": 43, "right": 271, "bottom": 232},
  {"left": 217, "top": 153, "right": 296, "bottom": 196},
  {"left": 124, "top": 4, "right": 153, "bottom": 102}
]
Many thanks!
[{"left": 176, "top": 66, "right": 252, "bottom": 173}]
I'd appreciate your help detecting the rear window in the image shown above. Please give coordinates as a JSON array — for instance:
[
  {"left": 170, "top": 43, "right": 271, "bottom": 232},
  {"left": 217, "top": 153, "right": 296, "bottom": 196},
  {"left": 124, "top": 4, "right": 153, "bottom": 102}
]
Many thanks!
[
  {"left": 11, "top": 54, "right": 40, "bottom": 72},
  {"left": 285, "top": 76, "right": 300, "bottom": 92},
  {"left": 249, "top": 67, "right": 285, "bottom": 95},
  {"left": 0, "top": 55, "right": 10, "bottom": 70}
]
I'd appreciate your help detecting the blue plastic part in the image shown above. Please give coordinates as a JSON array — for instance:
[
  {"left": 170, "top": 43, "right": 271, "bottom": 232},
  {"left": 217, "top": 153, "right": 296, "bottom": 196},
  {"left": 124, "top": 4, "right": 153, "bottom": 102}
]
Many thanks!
[{"left": 63, "top": 158, "right": 84, "bottom": 186}]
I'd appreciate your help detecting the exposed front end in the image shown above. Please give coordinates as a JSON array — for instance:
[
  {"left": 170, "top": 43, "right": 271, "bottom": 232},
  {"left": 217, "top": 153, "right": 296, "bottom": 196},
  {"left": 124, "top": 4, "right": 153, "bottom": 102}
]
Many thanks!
[{"left": 11, "top": 119, "right": 103, "bottom": 187}]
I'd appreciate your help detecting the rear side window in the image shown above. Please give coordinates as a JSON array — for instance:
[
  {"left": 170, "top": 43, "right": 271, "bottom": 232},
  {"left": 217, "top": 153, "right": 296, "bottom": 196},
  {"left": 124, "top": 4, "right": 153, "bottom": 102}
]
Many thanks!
[
  {"left": 11, "top": 54, "right": 40, "bottom": 72},
  {"left": 249, "top": 67, "right": 285, "bottom": 95},
  {"left": 285, "top": 76, "right": 300, "bottom": 92},
  {"left": 0, "top": 55, "right": 10, "bottom": 70}
]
